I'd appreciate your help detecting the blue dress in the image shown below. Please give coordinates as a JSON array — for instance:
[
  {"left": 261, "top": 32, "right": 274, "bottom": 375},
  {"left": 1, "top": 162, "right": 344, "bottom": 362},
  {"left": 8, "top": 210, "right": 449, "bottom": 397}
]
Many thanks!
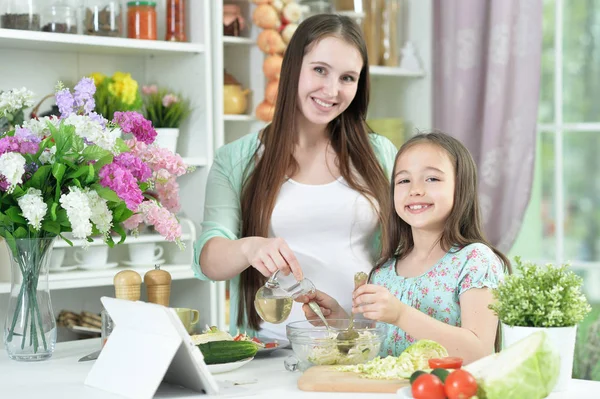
[{"left": 370, "top": 243, "right": 505, "bottom": 356}]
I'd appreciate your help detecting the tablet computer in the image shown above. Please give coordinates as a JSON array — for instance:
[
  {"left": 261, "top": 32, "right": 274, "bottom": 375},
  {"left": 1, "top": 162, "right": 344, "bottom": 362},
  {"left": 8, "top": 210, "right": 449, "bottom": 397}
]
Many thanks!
[{"left": 85, "top": 297, "right": 219, "bottom": 398}]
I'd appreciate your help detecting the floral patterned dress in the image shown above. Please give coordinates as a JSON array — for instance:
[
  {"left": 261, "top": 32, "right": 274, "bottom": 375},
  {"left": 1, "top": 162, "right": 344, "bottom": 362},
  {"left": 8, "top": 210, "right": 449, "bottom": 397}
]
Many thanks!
[{"left": 370, "top": 243, "right": 505, "bottom": 357}]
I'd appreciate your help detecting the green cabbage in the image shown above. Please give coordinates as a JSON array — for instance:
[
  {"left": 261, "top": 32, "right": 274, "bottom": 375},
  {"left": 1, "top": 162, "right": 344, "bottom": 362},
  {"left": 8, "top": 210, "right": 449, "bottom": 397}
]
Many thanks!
[
  {"left": 464, "top": 331, "right": 560, "bottom": 399},
  {"left": 400, "top": 339, "right": 449, "bottom": 373}
]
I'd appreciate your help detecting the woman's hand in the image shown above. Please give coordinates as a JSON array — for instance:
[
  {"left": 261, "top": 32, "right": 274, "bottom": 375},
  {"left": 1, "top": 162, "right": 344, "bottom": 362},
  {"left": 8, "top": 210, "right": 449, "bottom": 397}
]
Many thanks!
[
  {"left": 241, "top": 237, "right": 303, "bottom": 280},
  {"left": 352, "top": 284, "right": 404, "bottom": 326},
  {"left": 297, "top": 290, "right": 348, "bottom": 320}
]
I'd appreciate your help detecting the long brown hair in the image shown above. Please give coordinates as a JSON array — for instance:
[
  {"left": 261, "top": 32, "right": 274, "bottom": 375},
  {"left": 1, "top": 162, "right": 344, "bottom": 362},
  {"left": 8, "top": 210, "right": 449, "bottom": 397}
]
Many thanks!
[
  {"left": 376, "top": 132, "right": 511, "bottom": 352},
  {"left": 238, "top": 14, "right": 390, "bottom": 330}
]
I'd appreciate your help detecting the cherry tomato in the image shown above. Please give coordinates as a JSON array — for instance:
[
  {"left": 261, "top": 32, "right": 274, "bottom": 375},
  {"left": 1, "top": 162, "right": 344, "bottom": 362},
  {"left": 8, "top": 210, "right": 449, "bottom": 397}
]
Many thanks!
[
  {"left": 445, "top": 369, "right": 478, "bottom": 399},
  {"left": 264, "top": 342, "right": 278, "bottom": 349},
  {"left": 428, "top": 356, "right": 464, "bottom": 369},
  {"left": 251, "top": 337, "right": 263, "bottom": 344},
  {"left": 411, "top": 373, "right": 446, "bottom": 399}
]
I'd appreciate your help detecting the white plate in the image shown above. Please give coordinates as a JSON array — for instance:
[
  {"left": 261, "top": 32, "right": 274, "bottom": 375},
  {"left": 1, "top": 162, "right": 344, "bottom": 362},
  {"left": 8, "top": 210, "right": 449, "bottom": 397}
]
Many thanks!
[
  {"left": 49, "top": 265, "right": 78, "bottom": 272},
  {"left": 121, "top": 259, "right": 165, "bottom": 268},
  {"left": 68, "top": 325, "right": 101, "bottom": 335},
  {"left": 397, "top": 386, "right": 413, "bottom": 398},
  {"left": 77, "top": 262, "right": 119, "bottom": 271},
  {"left": 256, "top": 339, "right": 289, "bottom": 355},
  {"left": 207, "top": 357, "right": 253, "bottom": 374}
]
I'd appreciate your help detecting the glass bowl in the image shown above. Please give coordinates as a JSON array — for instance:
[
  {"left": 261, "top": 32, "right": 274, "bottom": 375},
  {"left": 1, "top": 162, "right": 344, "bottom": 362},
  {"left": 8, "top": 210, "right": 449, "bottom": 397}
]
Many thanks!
[{"left": 285, "top": 318, "right": 387, "bottom": 368}]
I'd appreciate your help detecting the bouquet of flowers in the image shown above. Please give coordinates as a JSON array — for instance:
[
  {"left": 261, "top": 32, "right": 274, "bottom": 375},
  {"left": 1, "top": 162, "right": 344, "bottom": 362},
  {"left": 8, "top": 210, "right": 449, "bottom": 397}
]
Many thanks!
[
  {"left": 141, "top": 85, "right": 191, "bottom": 128},
  {"left": 90, "top": 71, "right": 142, "bottom": 121},
  {"left": 0, "top": 77, "right": 192, "bottom": 359}
]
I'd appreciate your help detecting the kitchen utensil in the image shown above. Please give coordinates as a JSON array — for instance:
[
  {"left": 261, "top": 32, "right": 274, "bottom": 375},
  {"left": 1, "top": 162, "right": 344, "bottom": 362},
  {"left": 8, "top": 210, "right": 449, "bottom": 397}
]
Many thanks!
[
  {"left": 307, "top": 301, "right": 331, "bottom": 331},
  {"left": 298, "top": 365, "right": 409, "bottom": 393},
  {"left": 336, "top": 272, "right": 368, "bottom": 353},
  {"left": 144, "top": 264, "right": 172, "bottom": 306},
  {"left": 113, "top": 269, "right": 142, "bottom": 301},
  {"left": 78, "top": 349, "right": 101, "bottom": 362}
]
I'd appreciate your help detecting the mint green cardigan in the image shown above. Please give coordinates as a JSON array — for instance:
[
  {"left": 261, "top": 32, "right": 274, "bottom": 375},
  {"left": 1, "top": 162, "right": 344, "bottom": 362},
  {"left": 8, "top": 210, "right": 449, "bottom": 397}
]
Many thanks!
[{"left": 192, "top": 131, "right": 398, "bottom": 335}]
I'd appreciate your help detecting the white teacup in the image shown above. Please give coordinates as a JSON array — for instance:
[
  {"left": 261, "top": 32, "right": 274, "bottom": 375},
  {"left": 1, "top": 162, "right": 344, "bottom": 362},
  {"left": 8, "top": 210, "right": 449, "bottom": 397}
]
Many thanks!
[
  {"left": 128, "top": 243, "right": 164, "bottom": 264},
  {"left": 49, "top": 249, "right": 65, "bottom": 270},
  {"left": 74, "top": 246, "right": 109, "bottom": 265}
]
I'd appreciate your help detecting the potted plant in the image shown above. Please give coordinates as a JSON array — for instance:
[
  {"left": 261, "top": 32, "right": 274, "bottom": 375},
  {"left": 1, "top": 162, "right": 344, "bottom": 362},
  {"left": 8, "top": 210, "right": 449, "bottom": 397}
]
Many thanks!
[
  {"left": 489, "top": 256, "right": 591, "bottom": 392},
  {"left": 89, "top": 71, "right": 143, "bottom": 122},
  {"left": 140, "top": 85, "right": 191, "bottom": 153}
]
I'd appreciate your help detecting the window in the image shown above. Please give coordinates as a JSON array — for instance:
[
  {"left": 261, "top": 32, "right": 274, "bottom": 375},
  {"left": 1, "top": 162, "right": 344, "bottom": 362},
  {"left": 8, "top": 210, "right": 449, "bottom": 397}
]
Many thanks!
[{"left": 510, "top": 0, "right": 600, "bottom": 304}]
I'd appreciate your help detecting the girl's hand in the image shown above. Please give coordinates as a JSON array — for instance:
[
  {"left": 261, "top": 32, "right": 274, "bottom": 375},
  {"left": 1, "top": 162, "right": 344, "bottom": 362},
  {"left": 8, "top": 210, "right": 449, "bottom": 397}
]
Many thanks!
[
  {"left": 352, "top": 284, "right": 404, "bottom": 326},
  {"left": 297, "top": 290, "right": 348, "bottom": 320},
  {"left": 241, "top": 237, "right": 303, "bottom": 280}
]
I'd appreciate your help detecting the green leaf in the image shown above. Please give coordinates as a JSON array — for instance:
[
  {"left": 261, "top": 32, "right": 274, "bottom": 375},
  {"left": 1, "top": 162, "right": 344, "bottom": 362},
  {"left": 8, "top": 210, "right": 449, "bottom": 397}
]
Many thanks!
[
  {"left": 114, "top": 138, "right": 130, "bottom": 154},
  {"left": 41, "top": 220, "right": 61, "bottom": 235},
  {"left": 29, "top": 165, "right": 52, "bottom": 189},
  {"left": 6, "top": 206, "right": 26, "bottom": 224},
  {"left": 58, "top": 232, "right": 73, "bottom": 246},
  {"left": 53, "top": 122, "right": 74, "bottom": 156},
  {"left": 91, "top": 184, "right": 120, "bottom": 203},
  {"left": 93, "top": 154, "right": 114, "bottom": 173},
  {"left": 66, "top": 164, "right": 88, "bottom": 180},
  {"left": 112, "top": 203, "right": 133, "bottom": 223},
  {"left": 111, "top": 224, "right": 127, "bottom": 244},
  {"left": 49, "top": 202, "right": 58, "bottom": 221},
  {"left": 13, "top": 226, "right": 28, "bottom": 238},
  {"left": 72, "top": 134, "right": 84, "bottom": 153},
  {"left": 4, "top": 231, "right": 16, "bottom": 255},
  {"left": 82, "top": 145, "right": 111, "bottom": 162},
  {"left": 85, "top": 163, "right": 96, "bottom": 184},
  {"left": 56, "top": 208, "right": 70, "bottom": 227},
  {"left": 52, "top": 163, "right": 67, "bottom": 185},
  {"left": 0, "top": 212, "right": 13, "bottom": 228}
]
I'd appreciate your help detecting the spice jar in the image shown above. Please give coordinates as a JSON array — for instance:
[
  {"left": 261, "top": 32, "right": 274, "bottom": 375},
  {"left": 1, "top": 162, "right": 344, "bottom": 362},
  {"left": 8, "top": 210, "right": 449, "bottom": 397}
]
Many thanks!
[
  {"left": 41, "top": 1, "right": 77, "bottom": 34},
  {"left": 127, "top": 1, "right": 157, "bottom": 40},
  {"left": 165, "top": 0, "right": 186, "bottom": 42},
  {"left": 84, "top": 1, "right": 122, "bottom": 37},
  {"left": 1, "top": 0, "right": 40, "bottom": 31},
  {"left": 144, "top": 265, "right": 172, "bottom": 306}
]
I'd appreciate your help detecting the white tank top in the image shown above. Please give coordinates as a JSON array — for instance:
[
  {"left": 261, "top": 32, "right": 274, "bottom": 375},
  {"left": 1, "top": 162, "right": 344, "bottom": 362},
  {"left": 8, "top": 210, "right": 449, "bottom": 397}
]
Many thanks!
[{"left": 259, "top": 177, "right": 379, "bottom": 340}]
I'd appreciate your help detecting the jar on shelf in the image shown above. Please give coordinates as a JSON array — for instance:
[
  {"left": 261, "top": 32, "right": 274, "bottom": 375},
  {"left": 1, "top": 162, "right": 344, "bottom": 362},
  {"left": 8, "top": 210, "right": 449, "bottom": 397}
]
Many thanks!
[
  {"left": 298, "top": 0, "right": 333, "bottom": 19},
  {"left": 41, "top": 1, "right": 77, "bottom": 34},
  {"left": 84, "top": 1, "right": 123, "bottom": 37},
  {"left": 380, "top": 0, "right": 400, "bottom": 67},
  {"left": 165, "top": 0, "right": 186, "bottom": 42},
  {"left": 127, "top": 1, "right": 157, "bottom": 40},
  {"left": 1, "top": 0, "right": 40, "bottom": 31}
]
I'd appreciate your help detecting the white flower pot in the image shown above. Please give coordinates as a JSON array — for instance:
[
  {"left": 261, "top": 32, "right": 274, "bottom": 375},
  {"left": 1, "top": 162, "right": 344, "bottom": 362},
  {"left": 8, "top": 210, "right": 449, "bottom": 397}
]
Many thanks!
[
  {"left": 154, "top": 128, "right": 179, "bottom": 153},
  {"left": 502, "top": 323, "right": 577, "bottom": 392}
]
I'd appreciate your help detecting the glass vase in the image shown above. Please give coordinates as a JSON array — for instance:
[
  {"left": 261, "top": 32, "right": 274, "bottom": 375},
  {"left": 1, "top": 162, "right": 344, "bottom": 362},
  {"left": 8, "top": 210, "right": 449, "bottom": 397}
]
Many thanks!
[{"left": 3, "top": 237, "right": 57, "bottom": 361}]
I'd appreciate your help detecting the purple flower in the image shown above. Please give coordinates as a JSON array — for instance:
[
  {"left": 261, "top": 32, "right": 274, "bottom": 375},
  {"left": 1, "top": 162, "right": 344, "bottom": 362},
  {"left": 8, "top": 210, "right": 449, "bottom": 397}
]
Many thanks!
[
  {"left": 0, "top": 135, "right": 39, "bottom": 155},
  {"left": 98, "top": 163, "right": 144, "bottom": 211},
  {"left": 113, "top": 152, "right": 152, "bottom": 182},
  {"left": 23, "top": 162, "right": 39, "bottom": 182},
  {"left": 74, "top": 77, "right": 96, "bottom": 115},
  {"left": 88, "top": 111, "right": 107, "bottom": 128},
  {"left": 112, "top": 111, "right": 157, "bottom": 145},
  {"left": 15, "top": 127, "right": 40, "bottom": 143},
  {"left": 55, "top": 88, "right": 75, "bottom": 118},
  {"left": 0, "top": 176, "right": 9, "bottom": 192}
]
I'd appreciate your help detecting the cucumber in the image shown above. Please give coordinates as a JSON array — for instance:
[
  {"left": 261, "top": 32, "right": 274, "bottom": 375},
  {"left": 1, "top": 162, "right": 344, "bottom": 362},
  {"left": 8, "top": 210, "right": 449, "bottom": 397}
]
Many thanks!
[
  {"left": 409, "top": 370, "right": 427, "bottom": 385},
  {"left": 197, "top": 340, "right": 258, "bottom": 365},
  {"left": 431, "top": 368, "right": 450, "bottom": 383}
]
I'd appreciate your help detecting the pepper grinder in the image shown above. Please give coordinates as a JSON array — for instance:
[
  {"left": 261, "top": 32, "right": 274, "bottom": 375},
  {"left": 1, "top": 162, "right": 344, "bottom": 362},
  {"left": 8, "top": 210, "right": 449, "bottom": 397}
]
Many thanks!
[
  {"left": 144, "top": 265, "right": 172, "bottom": 306},
  {"left": 113, "top": 270, "right": 142, "bottom": 301}
]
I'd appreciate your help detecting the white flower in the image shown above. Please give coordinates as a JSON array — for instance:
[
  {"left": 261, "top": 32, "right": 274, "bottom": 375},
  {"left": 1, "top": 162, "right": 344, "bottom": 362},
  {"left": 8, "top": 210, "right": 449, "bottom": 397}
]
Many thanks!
[
  {"left": 17, "top": 188, "right": 47, "bottom": 230},
  {"left": 39, "top": 146, "right": 57, "bottom": 165},
  {"left": 86, "top": 189, "right": 113, "bottom": 235},
  {"left": 63, "top": 114, "right": 117, "bottom": 153},
  {"left": 0, "top": 152, "right": 26, "bottom": 193},
  {"left": 0, "top": 88, "right": 35, "bottom": 118},
  {"left": 59, "top": 187, "right": 92, "bottom": 239},
  {"left": 22, "top": 116, "right": 59, "bottom": 139}
]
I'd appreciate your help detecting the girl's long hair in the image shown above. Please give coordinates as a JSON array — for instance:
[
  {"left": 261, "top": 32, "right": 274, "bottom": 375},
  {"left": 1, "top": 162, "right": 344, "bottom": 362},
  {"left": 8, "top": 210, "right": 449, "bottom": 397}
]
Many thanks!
[
  {"left": 375, "top": 131, "right": 511, "bottom": 351},
  {"left": 238, "top": 14, "right": 390, "bottom": 330}
]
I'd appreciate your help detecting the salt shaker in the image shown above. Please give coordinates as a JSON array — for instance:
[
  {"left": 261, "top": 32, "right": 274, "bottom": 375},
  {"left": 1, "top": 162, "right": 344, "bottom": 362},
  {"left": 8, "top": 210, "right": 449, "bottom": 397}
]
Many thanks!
[
  {"left": 113, "top": 270, "right": 142, "bottom": 301},
  {"left": 144, "top": 265, "right": 172, "bottom": 306}
]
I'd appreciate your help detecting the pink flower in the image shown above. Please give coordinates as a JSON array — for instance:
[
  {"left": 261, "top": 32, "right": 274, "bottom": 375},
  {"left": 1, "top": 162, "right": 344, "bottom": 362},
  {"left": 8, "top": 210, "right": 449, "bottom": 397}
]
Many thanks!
[
  {"left": 113, "top": 111, "right": 157, "bottom": 144},
  {"left": 126, "top": 201, "right": 182, "bottom": 241},
  {"left": 98, "top": 163, "right": 144, "bottom": 211},
  {"left": 156, "top": 176, "right": 180, "bottom": 212},
  {"left": 142, "top": 85, "right": 158, "bottom": 95},
  {"left": 162, "top": 94, "right": 179, "bottom": 107}
]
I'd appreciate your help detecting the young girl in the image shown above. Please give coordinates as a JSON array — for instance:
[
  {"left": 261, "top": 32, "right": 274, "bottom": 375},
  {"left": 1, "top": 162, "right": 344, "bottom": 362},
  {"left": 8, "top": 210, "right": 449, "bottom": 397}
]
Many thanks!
[
  {"left": 194, "top": 14, "right": 397, "bottom": 339},
  {"left": 302, "top": 132, "right": 510, "bottom": 364}
]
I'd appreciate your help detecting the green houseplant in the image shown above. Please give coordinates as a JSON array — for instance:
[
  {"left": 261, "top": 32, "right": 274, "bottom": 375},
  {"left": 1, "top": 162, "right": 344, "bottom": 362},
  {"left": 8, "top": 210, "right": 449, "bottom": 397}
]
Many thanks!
[{"left": 489, "top": 256, "right": 591, "bottom": 391}]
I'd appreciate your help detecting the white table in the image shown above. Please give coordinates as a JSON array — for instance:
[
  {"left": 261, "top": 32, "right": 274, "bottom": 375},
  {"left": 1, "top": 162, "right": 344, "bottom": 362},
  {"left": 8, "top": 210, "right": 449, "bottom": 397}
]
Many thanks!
[{"left": 1, "top": 339, "right": 599, "bottom": 398}]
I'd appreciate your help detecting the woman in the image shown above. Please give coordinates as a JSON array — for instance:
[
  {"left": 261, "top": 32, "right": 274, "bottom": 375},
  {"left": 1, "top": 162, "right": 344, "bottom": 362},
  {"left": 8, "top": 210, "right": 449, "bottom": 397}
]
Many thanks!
[{"left": 193, "top": 14, "right": 398, "bottom": 339}]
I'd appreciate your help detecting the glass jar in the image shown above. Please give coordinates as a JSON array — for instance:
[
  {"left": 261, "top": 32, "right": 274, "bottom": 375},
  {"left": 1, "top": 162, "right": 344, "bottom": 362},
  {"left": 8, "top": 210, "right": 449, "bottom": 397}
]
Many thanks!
[
  {"left": 127, "top": 1, "right": 157, "bottom": 40},
  {"left": 83, "top": 1, "right": 122, "bottom": 37},
  {"left": 165, "top": 0, "right": 186, "bottom": 42},
  {"left": 41, "top": 1, "right": 77, "bottom": 34},
  {"left": 1, "top": 0, "right": 40, "bottom": 31},
  {"left": 298, "top": 0, "right": 333, "bottom": 20},
  {"left": 380, "top": 0, "right": 400, "bottom": 67}
]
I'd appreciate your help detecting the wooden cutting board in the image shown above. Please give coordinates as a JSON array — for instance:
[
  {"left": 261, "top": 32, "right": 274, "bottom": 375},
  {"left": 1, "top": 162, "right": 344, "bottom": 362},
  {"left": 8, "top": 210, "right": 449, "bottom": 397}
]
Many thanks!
[{"left": 297, "top": 365, "right": 410, "bottom": 393}]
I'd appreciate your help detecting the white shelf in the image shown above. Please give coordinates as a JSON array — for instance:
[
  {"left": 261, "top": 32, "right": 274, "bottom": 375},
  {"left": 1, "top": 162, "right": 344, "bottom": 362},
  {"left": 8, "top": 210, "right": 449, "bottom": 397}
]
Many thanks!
[
  {"left": 0, "top": 265, "right": 195, "bottom": 293},
  {"left": 223, "top": 114, "right": 256, "bottom": 121},
  {"left": 53, "top": 233, "right": 193, "bottom": 248},
  {"left": 223, "top": 36, "right": 255, "bottom": 46},
  {"left": 369, "top": 66, "right": 425, "bottom": 77},
  {"left": 182, "top": 156, "right": 208, "bottom": 167},
  {"left": 0, "top": 29, "right": 205, "bottom": 56}
]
